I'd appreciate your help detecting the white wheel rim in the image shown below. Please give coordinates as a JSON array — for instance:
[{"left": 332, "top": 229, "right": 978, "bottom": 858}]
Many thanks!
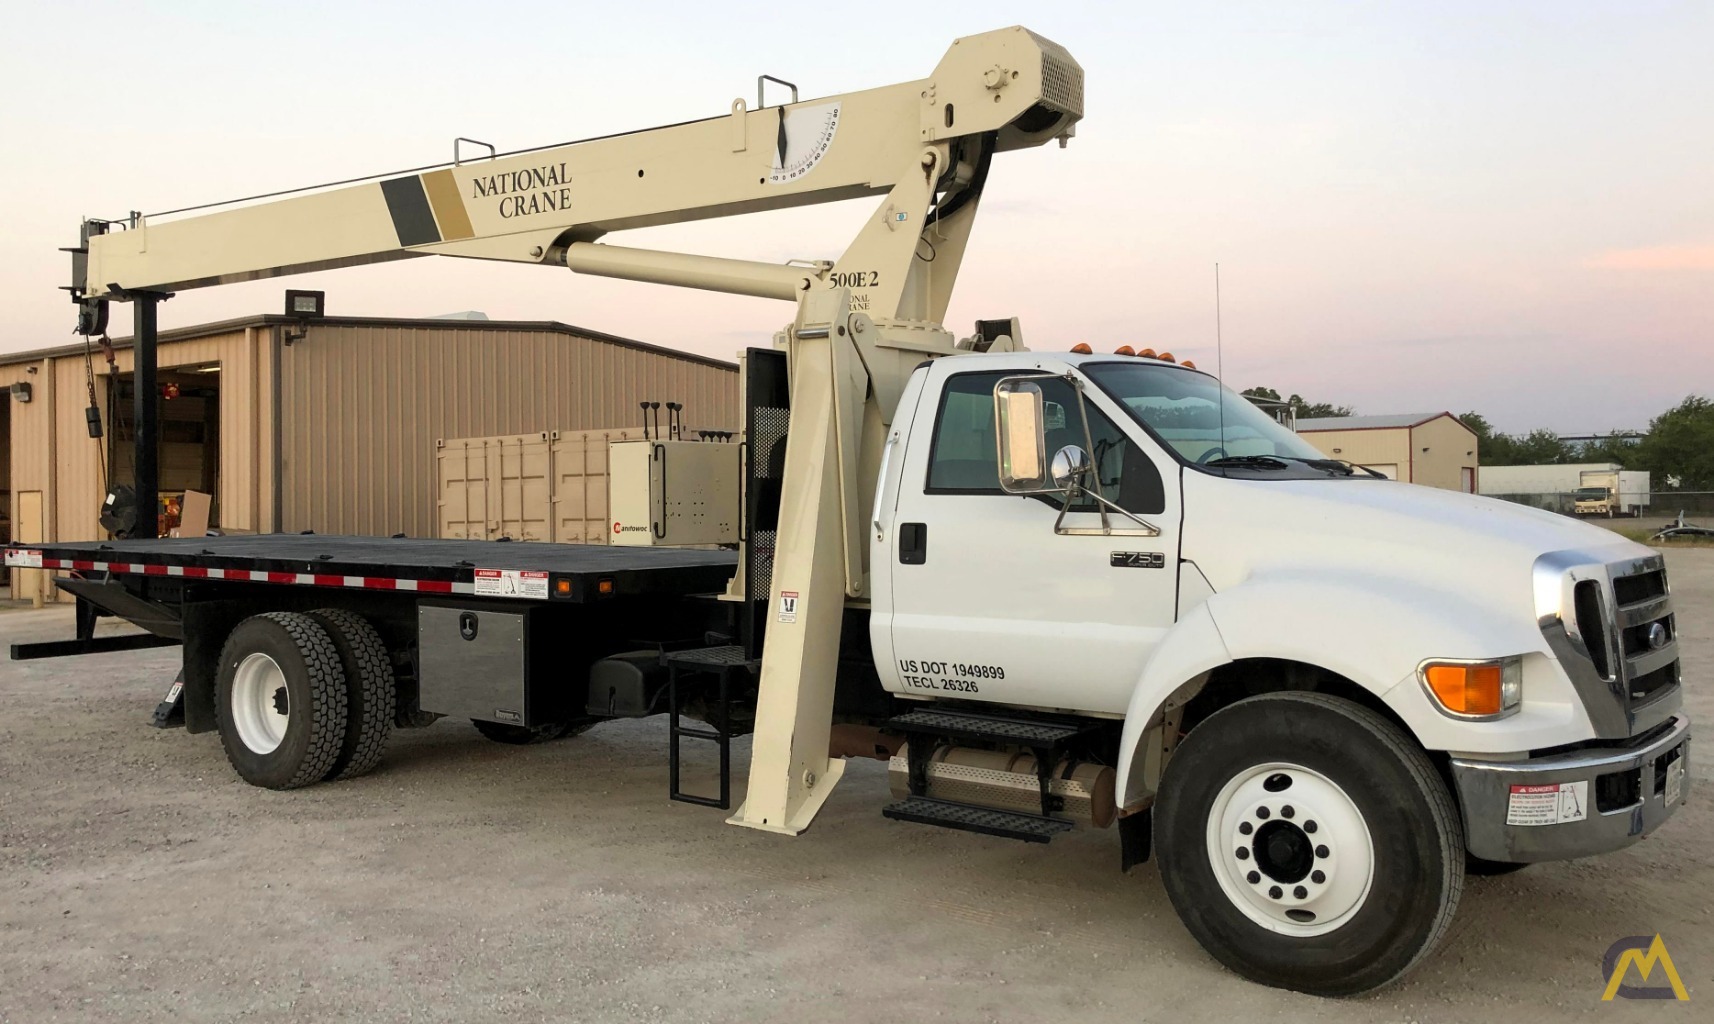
[
  {"left": 231, "top": 652, "right": 291, "bottom": 755},
  {"left": 1205, "top": 761, "right": 1375, "bottom": 937}
]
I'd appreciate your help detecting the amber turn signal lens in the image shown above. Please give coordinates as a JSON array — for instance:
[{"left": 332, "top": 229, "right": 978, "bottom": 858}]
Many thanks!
[
  {"left": 1181, "top": 360, "right": 1197, "bottom": 369},
  {"left": 555, "top": 578, "right": 573, "bottom": 596},
  {"left": 1114, "top": 345, "right": 1135, "bottom": 356},
  {"left": 1136, "top": 348, "right": 1156, "bottom": 358},
  {"left": 1422, "top": 662, "right": 1504, "bottom": 716},
  {"left": 1070, "top": 343, "right": 1093, "bottom": 354},
  {"left": 597, "top": 578, "right": 615, "bottom": 595},
  {"left": 1158, "top": 352, "right": 1176, "bottom": 363}
]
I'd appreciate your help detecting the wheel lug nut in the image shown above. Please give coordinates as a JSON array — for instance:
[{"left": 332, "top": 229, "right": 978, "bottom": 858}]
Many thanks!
[
  {"left": 1281, "top": 805, "right": 1295, "bottom": 819},
  {"left": 1246, "top": 871, "right": 1260, "bottom": 884},
  {"left": 1315, "top": 844, "right": 1330, "bottom": 859},
  {"left": 1311, "top": 870, "right": 1326, "bottom": 884},
  {"left": 1236, "top": 848, "right": 1249, "bottom": 860},
  {"left": 1293, "top": 885, "right": 1308, "bottom": 899},
  {"left": 1238, "top": 822, "right": 1253, "bottom": 836},
  {"left": 1304, "top": 820, "right": 1317, "bottom": 834},
  {"left": 1255, "top": 807, "right": 1270, "bottom": 819},
  {"left": 1268, "top": 886, "right": 1282, "bottom": 900}
]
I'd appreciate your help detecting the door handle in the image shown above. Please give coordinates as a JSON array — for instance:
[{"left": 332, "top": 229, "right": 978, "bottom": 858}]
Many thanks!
[
  {"left": 871, "top": 430, "right": 900, "bottom": 539},
  {"left": 899, "top": 522, "right": 927, "bottom": 565}
]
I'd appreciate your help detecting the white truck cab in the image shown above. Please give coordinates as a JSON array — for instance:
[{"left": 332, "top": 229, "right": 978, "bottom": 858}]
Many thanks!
[{"left": 869, "top": 350, "right": 1689, "bottom": 993}]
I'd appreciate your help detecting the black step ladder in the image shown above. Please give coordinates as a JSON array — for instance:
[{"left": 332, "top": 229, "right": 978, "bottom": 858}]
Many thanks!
[
  {"left": 880, "top": 707, "right": 1101, "bottom": 843},
  {"left": 663, "top": 645, "right": 752, "bottom": 809}
]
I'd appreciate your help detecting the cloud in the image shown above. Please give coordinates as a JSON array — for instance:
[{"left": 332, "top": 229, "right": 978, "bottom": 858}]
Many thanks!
[{"left": 1586, "top": 244, "right": 1714, "bottom": 271}]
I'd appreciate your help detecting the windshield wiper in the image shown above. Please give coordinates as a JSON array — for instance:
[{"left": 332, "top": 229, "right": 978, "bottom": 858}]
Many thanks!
[
  {"left": 1284, "top": 457, "right": 1357, "bottom": 476},
  {"left": 1205, "top": 455, "right": 1290, "bottom": 470},
  {"left": 1284, "top": 457, "right": 1391, "bottom": 479}
]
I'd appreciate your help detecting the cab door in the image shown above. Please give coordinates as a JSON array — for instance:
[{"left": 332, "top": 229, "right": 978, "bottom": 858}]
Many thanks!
[{"left": 882, "top": 364, "right": 1182, "bottom": 715}]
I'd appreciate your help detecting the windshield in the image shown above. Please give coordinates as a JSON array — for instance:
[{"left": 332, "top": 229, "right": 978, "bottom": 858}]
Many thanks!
[
  {"left": 1576, "top": 487, "right": 1609, "bottom": 498},
  {"left": 1081, "top": 362, "right": 1332, "bottom": 467}
]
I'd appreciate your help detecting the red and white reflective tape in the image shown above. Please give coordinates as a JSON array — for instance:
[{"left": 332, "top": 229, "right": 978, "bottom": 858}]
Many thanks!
[{"left": 3, "top": 549, "right": 472, "bottom": 595}]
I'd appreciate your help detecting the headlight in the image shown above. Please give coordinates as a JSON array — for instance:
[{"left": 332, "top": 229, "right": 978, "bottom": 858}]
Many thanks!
[{"left": 1418, "top": 656, "right": 1523, "bottom": 719}]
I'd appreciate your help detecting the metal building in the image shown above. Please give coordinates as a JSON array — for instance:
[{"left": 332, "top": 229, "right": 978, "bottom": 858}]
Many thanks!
[
  {"left": 1296, "top": 412, "right": 1479, "bottom": 491},
  {"left": 0, "top": 315, "right": 737, "bottom": 602}
]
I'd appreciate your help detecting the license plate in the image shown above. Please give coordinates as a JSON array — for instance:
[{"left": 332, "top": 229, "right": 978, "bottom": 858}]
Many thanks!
[{"left": 1665, "top": 755, "right": 1684, "bottom": 807}]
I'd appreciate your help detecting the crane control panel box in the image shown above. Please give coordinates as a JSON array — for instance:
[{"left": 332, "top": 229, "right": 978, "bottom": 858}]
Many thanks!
[{"left": 608, "top": 439, "right": 741, "bottom": 547}]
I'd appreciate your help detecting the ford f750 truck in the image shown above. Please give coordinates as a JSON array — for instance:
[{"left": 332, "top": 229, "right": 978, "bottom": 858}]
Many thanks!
[{"left": 10, "top": 26, "right": 1688, "bottom": 996}]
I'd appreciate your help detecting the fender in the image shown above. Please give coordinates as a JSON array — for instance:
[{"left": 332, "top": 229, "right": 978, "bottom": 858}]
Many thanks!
[{"left": 1115, "top": 570, "right": 1594, "bottom": 809}]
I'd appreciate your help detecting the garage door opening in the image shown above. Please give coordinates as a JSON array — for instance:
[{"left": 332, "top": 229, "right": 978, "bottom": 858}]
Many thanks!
[{"left": 109, "top": 364, "right": 222, "bottom": 532}]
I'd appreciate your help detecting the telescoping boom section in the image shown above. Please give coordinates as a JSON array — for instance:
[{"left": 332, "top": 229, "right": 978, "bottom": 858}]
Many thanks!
[{"left": 66, "top": 26, "right": 1084, "bottom": 835}]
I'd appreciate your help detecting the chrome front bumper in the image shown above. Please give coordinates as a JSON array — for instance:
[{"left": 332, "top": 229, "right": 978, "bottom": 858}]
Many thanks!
[{"left": 1450, "top": 716, "right": 1690, "bottom": 863}]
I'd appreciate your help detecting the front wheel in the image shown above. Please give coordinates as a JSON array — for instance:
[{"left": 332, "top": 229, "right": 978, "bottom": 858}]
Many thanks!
[{"left": 1154, "top": 692, "right": 1464, "bottom": 996}]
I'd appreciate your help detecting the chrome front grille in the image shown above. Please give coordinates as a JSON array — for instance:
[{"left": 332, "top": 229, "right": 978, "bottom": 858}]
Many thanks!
[
  {"left": 1611, "top": 566, "right": 1679, "bottom": 704},
  {"left": 1535, "top": 550, "right": 1681, "bottom": 739}
]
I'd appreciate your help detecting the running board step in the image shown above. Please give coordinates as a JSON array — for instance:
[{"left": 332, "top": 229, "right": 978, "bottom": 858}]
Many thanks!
[
  {"left": 882, "top": 796, "right": 1076, "bottom": 843},
  {"left": 886, "top": 707, "right": 1096, "bottom": 747}
]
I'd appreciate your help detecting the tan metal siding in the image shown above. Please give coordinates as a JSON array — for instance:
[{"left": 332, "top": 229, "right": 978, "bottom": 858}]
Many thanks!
[
  {"left": 278, "top": 323, "right": 737, "bottom": 536},
  {"left": 1297, "top": 427, "right": 1411, "bottom": 479},
  {"left": 1409, "top": 415, "right": 1480, "bottom": 491}
]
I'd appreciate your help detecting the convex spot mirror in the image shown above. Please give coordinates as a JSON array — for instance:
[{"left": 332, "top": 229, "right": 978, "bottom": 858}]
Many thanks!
[
  {"left": 1051, "top": 445, "right": 1090, "bottom": 492},
  {"left": 995, "top": 377, "right": 1051, "bottom": 492}
]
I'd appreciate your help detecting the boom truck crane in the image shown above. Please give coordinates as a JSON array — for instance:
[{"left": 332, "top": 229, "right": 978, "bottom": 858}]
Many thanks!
[{"left": 8, "top": 26, "right": 1690, "bottom": 996}]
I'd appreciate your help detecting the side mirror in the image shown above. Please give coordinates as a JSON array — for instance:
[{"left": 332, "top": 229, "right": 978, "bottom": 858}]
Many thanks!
[
  {"left": 995, "top": 377, "right": 1050, "bottom": 492},
  {"left": 1050, "top": 445, "right": 1090, "bottom": 492}
]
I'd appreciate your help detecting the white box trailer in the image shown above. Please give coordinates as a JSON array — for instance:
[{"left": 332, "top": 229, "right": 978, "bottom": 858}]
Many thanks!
[{"left": 1477, "top": 462, "right": 1620, "bottom": 497}]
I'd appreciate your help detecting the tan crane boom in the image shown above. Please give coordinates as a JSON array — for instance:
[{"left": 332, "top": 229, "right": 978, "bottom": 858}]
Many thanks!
[{"left": 69, "top": 25, "right": 1083, "bottom": 834}]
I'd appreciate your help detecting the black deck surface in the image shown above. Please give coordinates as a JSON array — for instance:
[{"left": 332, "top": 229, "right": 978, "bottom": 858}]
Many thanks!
[{"left": 22, "top": 535, "right": 737, "bottom": 598}]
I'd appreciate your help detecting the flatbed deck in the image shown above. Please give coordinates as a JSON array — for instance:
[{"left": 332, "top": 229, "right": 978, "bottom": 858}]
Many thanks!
[{"left": 5, "top": 535, "right": 737, "bottom": 603}]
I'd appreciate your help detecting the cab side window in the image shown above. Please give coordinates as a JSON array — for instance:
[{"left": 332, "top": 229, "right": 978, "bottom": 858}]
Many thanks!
[{"left": 925, "top": 372, "right": 1164, "bottom": 514}]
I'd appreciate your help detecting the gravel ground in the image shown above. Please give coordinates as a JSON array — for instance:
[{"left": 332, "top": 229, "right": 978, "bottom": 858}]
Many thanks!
[{"left": 1, "top": 552, "right": 1710, "bottom": 1023}]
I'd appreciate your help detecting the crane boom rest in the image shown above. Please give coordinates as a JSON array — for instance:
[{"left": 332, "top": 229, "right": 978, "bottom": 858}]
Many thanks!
[{"left": 69, "top": 26, "right": 1084, "bottom": 835}]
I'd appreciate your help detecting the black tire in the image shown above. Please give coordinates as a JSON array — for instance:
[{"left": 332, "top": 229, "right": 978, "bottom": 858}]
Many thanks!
[
  {"left": 1465, "top": 854, "right": 1529, "bottom": 876},
  {"left": 307, "top": 609, "right": 396, "bottom": 780},
  {"left": 1154, "top": 692, "right": 1464, "bottom": 996},
  {"left": 214, "top": 612, "right": 349, "bottom": 790}
]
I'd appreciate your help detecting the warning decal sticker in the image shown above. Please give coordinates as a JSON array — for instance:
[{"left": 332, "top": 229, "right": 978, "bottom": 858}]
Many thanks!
[
  {"left": 777, "top": 590, "right": 799, "bottom": 624},
  {"left": 1506, "top": 781, "right": 1588, "bottom": 826},
  {"left": 473, "top": 568, "right": 550, "bottom": 600},
  {"left": 3, "top": 549, "right": 44, "bottom": 568}
]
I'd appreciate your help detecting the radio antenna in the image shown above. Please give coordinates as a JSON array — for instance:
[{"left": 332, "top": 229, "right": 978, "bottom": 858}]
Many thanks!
[{"left": 1215, "top": 262, "right": 1225, "bottom": 451}]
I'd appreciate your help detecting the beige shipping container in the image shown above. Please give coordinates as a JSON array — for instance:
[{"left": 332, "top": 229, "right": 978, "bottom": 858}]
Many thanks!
[{"left": 435, "top": 427, "right": 648, "bottom": 544}]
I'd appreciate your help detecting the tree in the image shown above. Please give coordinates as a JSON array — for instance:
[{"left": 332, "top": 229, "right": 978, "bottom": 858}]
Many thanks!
[
  {"left": 1459, "top": 412, "right": 1516, "bottom": 466},
  {"left": 1242, "top": 386, "right": 1352, "bottom": 419},
  {"left": 1637, "top": 396, "right": 1714, "bottom": 490},
  {"left": 1579, "top": 432, "right": 1643, "bottom": 467}
]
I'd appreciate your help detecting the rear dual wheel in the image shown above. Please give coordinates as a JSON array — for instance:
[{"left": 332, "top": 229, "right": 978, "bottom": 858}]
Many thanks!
[
  {"left": 1154, "top": 692, "right": 1465, "bottom": 996},
  {"left": 215, "top": 611, "right": 394, "bottom": 789}
]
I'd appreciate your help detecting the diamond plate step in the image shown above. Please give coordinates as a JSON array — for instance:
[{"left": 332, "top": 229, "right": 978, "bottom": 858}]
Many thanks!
[
  {"left": 882, "top": 795, "right": 1075, "bottom": 843},
  {"left": 886, "top": 708, "right": 1093, "bottom": 747}
]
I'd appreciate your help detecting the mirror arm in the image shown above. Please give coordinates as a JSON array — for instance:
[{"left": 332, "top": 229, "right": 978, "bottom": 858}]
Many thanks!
[
  {"left": 1052, "top": 483, "right": 1161, "bottom": 537},
  {"left": 1066, "top": 380, "right": 1112, "bottom": 534}
]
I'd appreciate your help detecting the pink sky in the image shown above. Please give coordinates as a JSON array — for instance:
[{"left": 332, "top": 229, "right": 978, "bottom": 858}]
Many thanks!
[{"left": 2, "top": 1, "right": 1708, "bottom": 434}]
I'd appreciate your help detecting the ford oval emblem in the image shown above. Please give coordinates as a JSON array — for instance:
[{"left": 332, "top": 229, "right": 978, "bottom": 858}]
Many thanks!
[{"left": 1647, "top": 622, "right": 1670, "bottom": 650}]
